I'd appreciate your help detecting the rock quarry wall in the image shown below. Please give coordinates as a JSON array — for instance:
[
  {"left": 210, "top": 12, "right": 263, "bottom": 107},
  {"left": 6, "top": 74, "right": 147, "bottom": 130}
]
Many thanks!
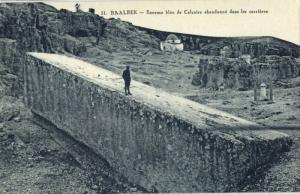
[
  {"left": 192, "top": 56, "right": 300, "bottom": 90},
  {"left": 0, "top": 3, "right": 158, "bottom": 55},
  {"left": 0, "top": 3, "right": 101, "bottom": 55},
  {"left": 24, "top": 53, "right": 292, "bottom": 192},
  {"left": 0, "top": 38, "right": 23, "bottom": 96}
]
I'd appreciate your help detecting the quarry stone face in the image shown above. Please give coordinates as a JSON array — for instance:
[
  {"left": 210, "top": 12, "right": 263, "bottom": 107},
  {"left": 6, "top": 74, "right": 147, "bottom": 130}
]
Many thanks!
[
  {"left": 192, "top": 56, "right": 300, "bottom": 90},
  {"left": 0, "top": 38, "right": 23, "bottom": 96},
  {"left": 24, "top": 53, "right": 292, "bottom": 192}
]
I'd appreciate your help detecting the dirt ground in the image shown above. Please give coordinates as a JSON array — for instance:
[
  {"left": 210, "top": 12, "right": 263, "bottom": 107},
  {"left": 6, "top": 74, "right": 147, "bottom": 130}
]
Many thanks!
[{"left": 186, "top": 87, "right": 300, "bottom": 128}]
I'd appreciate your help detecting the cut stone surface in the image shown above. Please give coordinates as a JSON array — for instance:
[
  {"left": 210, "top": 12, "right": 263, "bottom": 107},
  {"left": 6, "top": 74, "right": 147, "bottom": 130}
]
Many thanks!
[{"left": 24, "top": 52, "right": 292, "bottom": 192}]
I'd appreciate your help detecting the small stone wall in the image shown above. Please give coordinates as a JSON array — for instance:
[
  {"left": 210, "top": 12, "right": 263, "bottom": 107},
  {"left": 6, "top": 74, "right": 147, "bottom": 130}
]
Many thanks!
[
  {"left": 24, "top": 52, "right": 292, "bottom": 192},
  {"left": 160, "top": 42, "right": 184, "bottom": 51}
]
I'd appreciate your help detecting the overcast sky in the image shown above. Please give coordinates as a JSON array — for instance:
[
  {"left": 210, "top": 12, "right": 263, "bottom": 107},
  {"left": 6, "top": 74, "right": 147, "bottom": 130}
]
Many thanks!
[{"left": 10, "top": 0, "right": 299, "bottom": 44}]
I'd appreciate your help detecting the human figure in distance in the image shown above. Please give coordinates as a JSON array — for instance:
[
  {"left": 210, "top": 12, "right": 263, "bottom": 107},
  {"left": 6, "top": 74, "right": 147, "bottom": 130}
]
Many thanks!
[{"left": 122, "top": 66, "right": 132, "bottom": 95}]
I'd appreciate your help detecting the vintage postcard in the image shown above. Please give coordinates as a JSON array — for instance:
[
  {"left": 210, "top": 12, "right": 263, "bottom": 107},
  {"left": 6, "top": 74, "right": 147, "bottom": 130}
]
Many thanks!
[{"left": 0, "top": 0, "right": 299, "bottom": 193}]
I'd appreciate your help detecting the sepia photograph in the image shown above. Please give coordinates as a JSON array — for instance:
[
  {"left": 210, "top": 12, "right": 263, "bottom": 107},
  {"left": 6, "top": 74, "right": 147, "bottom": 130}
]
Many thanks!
[{"left": 0, "top": 0, "right": 299, "bottom": 193}]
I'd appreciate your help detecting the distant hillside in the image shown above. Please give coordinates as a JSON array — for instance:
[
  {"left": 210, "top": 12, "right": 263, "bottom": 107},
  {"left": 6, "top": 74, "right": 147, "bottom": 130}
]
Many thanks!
[
  {"left": 0, "top": 2, "right": 299, "bottom": 58},
  {"left": 137, "top": 27, "right": 300, "bottom": 57}
]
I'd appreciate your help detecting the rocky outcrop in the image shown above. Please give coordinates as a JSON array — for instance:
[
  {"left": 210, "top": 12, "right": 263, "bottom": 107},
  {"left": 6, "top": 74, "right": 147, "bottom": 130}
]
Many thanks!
[
  {"left": 0, "top": 3, "right": 99, "bottom": 54},
  {"left": 198, "top": 38, "right": 300, "bottom": 58},
  {"left": 0, "top": 3, "right": 103, "bottom": 96},
  {"left": 24, "top": 53, "right": 292, "bottom": 192},
  {"left": 0, "top": 38, "right": 23, "bottom": 97},
  {"left": 0, "top": 3, "right": 161, "bottom": 53},
  {"left": 253, "top": 55, "right": 300, "bottom": 80},
  {"left": 192, "top": 56, "right": 300, "bottom": 90},
  {"left": 103, "top": 19, "right": 159, "bottom": 50}
]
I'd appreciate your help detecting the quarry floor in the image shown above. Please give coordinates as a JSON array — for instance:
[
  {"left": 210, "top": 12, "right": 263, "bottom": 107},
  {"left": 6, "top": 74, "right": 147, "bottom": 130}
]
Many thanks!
[
  {"left": 0, "top": 93, "right": 299, "bottom": 193},
  {"left": 186, "top": 86, "right": 300, "bottom": 128}
]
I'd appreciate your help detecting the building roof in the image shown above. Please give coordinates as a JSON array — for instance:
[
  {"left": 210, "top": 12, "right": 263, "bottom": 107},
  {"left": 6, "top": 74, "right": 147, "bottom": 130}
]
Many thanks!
[
  {"left": 260, "top": 83, "right": 267, "bottom": 87},
  {"left": 165, "top": 34, "right": 180, "bottom": 41},
  {"left": 222, "top": 46, "right": 232, "bottom": 50}
]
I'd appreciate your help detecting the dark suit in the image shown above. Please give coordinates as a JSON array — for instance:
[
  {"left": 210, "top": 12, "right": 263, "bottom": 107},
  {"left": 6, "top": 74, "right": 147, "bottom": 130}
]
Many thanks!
[{"left": 122, "top": 69, "right": 131, "bottom": 95}]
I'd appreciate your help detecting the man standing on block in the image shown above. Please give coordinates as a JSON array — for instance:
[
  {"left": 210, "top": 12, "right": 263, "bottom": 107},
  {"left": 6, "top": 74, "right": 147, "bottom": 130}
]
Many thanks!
[{"left": 122, "top": 66, "right": 132, "bottom": 95}]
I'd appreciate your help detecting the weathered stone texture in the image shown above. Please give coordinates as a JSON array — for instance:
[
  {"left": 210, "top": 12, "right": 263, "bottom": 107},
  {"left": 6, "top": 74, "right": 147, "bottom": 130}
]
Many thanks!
[
  {"left": 0, "top": 38, "right": 23, "bottom": 96},
  {"left": 0, "top": 3, "right": 107, "bottom": 56},
  {"left": 192, "top": 56, "right": 300, "bottom": 90},
  {"left": 24, "top": 53, "right": 292, "bottom": 192}
]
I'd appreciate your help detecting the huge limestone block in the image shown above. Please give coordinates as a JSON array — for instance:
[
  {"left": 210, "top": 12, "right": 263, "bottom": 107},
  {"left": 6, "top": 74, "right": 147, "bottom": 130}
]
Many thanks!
[{"left": 24, "top": 53, "right": 292, "bottom": 192}]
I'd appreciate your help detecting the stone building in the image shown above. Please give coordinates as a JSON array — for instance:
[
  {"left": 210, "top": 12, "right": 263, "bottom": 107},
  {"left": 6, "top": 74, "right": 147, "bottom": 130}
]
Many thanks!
[
  {"left": 160, "top": 34, "right": 184, "bottom": 51},
  {"left": 240, "top": 54, "right": 251, "bottom": 64},
  {"left": 220, "top": 46, "right": 233, "bottom": 58},
  {"left": 260, "top": 82, "right": 267, "bottom": 99}
]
